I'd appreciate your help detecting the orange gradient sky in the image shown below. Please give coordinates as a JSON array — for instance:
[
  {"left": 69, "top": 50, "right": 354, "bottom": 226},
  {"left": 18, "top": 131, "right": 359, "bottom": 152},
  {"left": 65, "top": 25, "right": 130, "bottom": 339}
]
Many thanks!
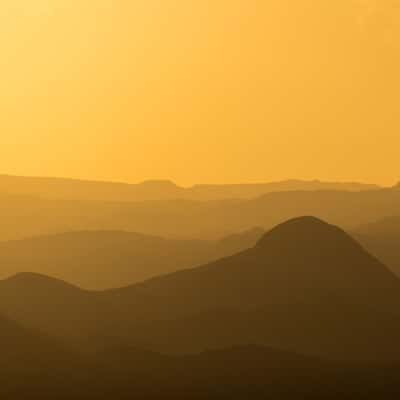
[{"left": 1, "top": 1, "right": 399, "bottom": 185}]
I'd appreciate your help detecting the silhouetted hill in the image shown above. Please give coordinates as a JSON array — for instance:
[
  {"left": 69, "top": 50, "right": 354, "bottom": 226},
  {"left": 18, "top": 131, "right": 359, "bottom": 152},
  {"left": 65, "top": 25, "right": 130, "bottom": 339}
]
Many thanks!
[
  {"left": 1, "top": 186, "right": 400, "bottom": 240},
  {"left": 0, "top": 228, "right": 264, "bottom": 289},
  {"left": 354, "top": 216, "right": 400, "bottom": 278},
  {"left": 115, "top": 217, "right": 400, "bottom": 313},
  {"left": 3, "top": 337, "right": 398, "bottom": 400},
  {"left": 0, "top": 312, "right": 97, "bottom": 398},
  {"left": 2, "top": 218, "right": 400, "bottom": 362},
  {"left": 0, "top": 174, "right": 380, "bottom": 202},
  {"left": 1, "top": 306, "right": 399, "bottom": 399},
  {"left": 0, "top": 272, "right": 112, "bottom": 347},
  {"left": 99, "top": 217, "right": 400, "bottom": 360}
]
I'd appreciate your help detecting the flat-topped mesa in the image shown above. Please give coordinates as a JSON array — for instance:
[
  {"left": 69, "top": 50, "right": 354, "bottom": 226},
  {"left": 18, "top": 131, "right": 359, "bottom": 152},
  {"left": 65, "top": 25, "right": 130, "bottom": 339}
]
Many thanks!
[{"left": 138, "top": 180, "right": 180, "bottom": 189}]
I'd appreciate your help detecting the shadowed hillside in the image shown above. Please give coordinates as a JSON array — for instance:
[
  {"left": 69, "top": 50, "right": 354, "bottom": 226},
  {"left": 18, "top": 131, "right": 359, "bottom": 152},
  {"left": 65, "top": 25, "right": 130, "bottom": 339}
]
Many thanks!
[
  {"left": 2, "top": 218, "right": 400, "bottom": 362},
  {"left": 0, "top": 313, "right": 96, "bottom": 398},
  {"left": 106, "top": 217, "right": 400, "bottom": 360},
  {"left": 0, "top": 228, "right": 264, "bottom": 289},
  {"left": 2, "top": 337, "right": 399, "bottom": 399}
]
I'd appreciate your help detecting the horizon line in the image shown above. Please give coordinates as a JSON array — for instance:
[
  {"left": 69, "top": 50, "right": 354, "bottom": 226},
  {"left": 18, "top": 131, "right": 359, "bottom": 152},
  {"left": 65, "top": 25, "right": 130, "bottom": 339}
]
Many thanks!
[{"left": 0, "top": 172, "right": 395, "bottom": 189}]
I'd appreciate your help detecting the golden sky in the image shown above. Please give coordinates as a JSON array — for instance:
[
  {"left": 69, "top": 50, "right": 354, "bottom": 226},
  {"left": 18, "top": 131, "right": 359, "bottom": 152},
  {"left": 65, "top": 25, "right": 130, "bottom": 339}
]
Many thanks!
[{"left": 1, "top": 1, "right": 399, "bottom": 185}]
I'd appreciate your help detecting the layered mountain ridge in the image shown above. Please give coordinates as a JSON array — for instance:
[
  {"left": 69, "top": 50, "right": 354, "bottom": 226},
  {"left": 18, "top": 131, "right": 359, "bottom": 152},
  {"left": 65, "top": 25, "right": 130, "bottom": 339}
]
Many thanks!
[{"left": 1, "top": 217, "right": 400, "bottom": 362}]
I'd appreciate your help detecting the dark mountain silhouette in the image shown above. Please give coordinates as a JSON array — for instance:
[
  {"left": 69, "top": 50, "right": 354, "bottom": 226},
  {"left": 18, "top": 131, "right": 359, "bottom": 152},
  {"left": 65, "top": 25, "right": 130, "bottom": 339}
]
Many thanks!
[
  {"left": 0, "top": 304, "right": 399, "bottom": 399},
  {"left": 115, "top": 217, "right": 400, "bottom": 316},
  {"left": 2, "top": 218, "right": 400, "bottom": 362},
  {"left": 0, "top": 272, "right": 103, "bottom": 345},
  {"left": 354, "top": 216, "right": 400, "bottom": 277},
  {"left": 0, "top": 228, "right": 264, "bottom": 289},
  {"left": 103, "top": 217, "right": 400, "bottom": 360},
  {"left": 0, "top": 174, "right": 380, "bottom": 202},
  {"left": 1, "top": 186, "right": 400, "bottom": 241},
  {"left": 2, "top": 337, "right": 398, "bottom": 400},
  {"left": 0, "top": 312, "right": 97, "bottom": 398}
]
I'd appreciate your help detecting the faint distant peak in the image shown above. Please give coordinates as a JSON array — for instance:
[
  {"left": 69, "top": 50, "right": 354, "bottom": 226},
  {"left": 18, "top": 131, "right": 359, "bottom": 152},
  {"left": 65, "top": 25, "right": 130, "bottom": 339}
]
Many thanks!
[{"left": 138, "top": 180, "right": 180, "bottom": 188}]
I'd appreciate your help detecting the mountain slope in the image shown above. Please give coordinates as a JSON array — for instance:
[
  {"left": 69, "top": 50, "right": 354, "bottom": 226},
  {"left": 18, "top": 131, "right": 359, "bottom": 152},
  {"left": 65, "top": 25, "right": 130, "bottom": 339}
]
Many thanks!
[
  {"left": 0, "top": 301, "right": 399, "bottom": 398},
  {"left": 0, "top": 228, "right": 264, "bottom": 289},
  {"left": 0, "top": 313, "right": 96, "bottom": 398},
  {"left": 354, "top": 217, "right": 400, "bottom": 277},
  {"left": 112, "top": 217, "right": 400, "bottom": 316},
  {"left": 1, "top": 218, "right": 400, "bottom": 361},
  {"left": 103, "top": 217, "right": 400, "bottom": 360},
  {"left": 1, "top": 337, "right": 394, "bottom": 400}
]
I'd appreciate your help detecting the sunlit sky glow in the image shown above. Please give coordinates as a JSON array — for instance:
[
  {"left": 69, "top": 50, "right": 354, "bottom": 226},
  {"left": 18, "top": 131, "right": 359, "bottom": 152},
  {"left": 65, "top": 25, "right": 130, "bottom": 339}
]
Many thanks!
[{"left": 1, "top": 1, "right": 399, "bottom": 185}]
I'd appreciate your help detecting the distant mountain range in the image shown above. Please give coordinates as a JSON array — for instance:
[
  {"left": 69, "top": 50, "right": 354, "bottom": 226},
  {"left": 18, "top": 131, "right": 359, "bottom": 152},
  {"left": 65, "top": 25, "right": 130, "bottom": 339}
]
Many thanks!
[
  {"left": 354, "top": 216, "right": 400, "bottom": 278},
  {"left": 1, "top": 184, "right": 400, "bottom": 240},
  {"left": 0, "top": 174, "right": 381, "bottom": 202}
]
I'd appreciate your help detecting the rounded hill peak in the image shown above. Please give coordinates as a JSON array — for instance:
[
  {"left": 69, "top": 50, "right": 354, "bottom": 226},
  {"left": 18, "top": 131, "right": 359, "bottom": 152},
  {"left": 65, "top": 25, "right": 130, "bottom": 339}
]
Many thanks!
[
  {"left": 1, "top": 272, "right": 82, "bottom": 293},
  {"left": 255, "top": 216, "right": 352, "bottom": 251},
  {"left": 274, "top": 216, "right": 329, "bottom": 229}
]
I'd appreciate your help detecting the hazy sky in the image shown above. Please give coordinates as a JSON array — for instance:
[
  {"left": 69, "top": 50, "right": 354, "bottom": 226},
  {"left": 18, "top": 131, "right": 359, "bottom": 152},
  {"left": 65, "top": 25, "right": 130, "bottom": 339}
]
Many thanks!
[{"left": 1, "top": 1, "right": 399, "bottom": 185}]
